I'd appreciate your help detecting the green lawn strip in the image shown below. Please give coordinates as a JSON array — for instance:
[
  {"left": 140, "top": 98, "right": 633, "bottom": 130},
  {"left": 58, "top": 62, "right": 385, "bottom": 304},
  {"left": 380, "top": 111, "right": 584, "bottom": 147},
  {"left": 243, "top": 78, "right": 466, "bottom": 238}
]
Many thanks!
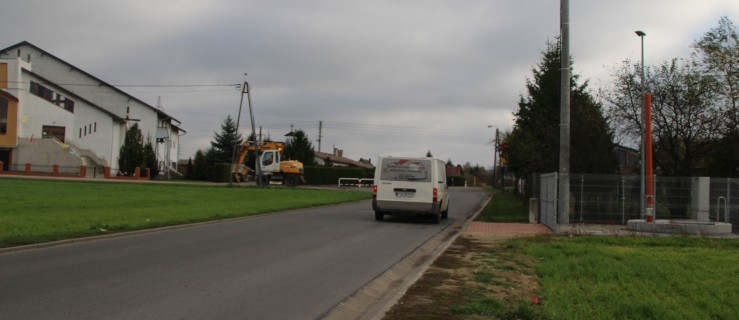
[
  {"left": 475, "top": 189, "right": 529, "bottom": 222},
  {"left": 523, "top": 236, "right": 739, "bottom": 320},
  {"left": 0, "top": 178, "right": 370, "bottom": 247}
]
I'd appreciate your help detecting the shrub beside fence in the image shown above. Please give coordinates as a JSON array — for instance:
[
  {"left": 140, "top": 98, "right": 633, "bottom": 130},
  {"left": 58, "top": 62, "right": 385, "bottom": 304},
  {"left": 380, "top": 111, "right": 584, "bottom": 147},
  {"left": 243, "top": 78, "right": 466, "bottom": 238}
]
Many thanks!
[{"left": 303, "top": 166, "right": 373, "bottom": 185}]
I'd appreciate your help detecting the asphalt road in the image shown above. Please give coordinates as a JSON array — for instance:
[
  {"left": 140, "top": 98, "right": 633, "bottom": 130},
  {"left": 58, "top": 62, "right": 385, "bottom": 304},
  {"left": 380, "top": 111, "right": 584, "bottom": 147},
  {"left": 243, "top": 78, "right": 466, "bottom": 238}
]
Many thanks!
[{"left": 0, "top": 188, "right": 487, "bottom": 320}]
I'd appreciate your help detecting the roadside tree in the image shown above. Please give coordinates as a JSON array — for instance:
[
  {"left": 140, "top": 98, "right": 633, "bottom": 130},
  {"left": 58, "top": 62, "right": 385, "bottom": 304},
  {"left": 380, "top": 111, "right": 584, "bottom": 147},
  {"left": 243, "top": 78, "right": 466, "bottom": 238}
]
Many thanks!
[
  {"left": 604, "top": 59, "right": 722, "bottom": 176},
  {"left": 118, "top": 123, "right": 144, "bottom": 176},
  {"left": 284, "top": 129, "right": 315, "bottom": 165},
  {"left": 210, "top": 115, "right": 242, "bottom": 165},
  {"left": 692, "top": 16, "right": 739, "bottom": 176},
  {"left": 509, "top": 39, "right": 618, "bottom": 180}
]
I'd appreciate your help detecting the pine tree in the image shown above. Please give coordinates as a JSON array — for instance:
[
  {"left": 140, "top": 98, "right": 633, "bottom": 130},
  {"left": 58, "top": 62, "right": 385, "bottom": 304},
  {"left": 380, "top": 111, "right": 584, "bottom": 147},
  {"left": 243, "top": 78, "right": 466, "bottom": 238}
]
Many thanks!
[
  {"left": 509, "top": 39, "right": 618, "bottom": 179},
  {"left": 210, "top": 115, "right": 243, "bottom": 165},
  {"left": 184, "top": 157, "right": 194, "bottom": 180},
  {"left": 118, "top": 123, "right": 144, "bottom": 176},
  {"left": 143, "top": 137, "right": 159, "bottom": 178},
  {"left": 192, "top": 150, "right": 207, "bottom": 180},
  {"left": 283, "top": 129, "right": 315, "bottom": 165}
]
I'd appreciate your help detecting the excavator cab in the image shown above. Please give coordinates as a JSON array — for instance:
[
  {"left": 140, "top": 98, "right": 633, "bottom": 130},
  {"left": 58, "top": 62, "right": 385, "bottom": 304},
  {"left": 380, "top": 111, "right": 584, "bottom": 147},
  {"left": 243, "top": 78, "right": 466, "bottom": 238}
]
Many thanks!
[{"left": 232, "top": 141, "right": 303, "bottom": 186}]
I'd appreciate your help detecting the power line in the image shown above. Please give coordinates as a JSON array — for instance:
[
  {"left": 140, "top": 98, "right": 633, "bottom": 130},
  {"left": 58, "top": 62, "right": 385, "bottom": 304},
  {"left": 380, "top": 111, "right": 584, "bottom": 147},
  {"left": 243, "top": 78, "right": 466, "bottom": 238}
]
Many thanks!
[{"left": 2, "top": 80, "right": 239, "bottom": 88}]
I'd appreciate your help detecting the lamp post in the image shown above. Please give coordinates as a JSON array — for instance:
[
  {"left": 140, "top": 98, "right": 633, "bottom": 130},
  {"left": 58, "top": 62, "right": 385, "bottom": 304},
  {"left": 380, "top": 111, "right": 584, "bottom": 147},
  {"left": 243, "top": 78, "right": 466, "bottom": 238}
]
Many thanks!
[{"left": 635, "top": 30, "right": 646, "bottom": 219}]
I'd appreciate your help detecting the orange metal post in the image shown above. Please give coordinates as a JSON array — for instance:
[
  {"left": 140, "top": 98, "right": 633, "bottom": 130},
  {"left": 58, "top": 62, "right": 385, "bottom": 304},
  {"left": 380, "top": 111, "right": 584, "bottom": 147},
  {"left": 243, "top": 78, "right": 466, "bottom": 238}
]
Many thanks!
[{"left": 644, "top": 93, "right": 654, "bottom": 220}]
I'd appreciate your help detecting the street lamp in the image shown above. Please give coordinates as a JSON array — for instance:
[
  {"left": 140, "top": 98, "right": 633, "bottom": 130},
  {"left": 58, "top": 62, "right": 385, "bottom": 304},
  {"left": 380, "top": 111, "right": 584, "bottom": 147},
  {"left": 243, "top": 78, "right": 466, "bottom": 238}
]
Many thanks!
[{"left": 635, "top": 30, "right": 646, "bottom": 219}]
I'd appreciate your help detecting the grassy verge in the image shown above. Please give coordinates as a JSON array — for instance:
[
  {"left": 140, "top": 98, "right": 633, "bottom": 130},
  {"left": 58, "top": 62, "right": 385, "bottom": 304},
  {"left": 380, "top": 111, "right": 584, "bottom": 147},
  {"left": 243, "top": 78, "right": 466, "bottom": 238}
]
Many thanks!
[
  {"left": 0, "top": 178, "right": 370, "bottom": 247},
  {"left": 475, "top": 188, "right": 529, "bottom": 222},
  {"left": 386, "top": 235, "right": 739, "bottom": 319},
  {"left": 528, "top": 236, "right": 739, "bottom": 319},
  {"left": 385, "top": 190, "right": 739, "bottom": 319}
]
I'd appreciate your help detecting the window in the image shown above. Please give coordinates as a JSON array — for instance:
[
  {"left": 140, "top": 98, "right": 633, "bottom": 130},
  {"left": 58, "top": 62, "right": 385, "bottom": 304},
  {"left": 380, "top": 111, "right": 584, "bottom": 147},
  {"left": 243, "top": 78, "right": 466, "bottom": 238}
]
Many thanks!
[
  {"left": 263, "top": 152, "right": 274, "bottom": 166},
  {"left": 0, "top": 97, "right": 7, "bottom": 134},
  {"left": 29, "top": 81, "right": 74, "bottom": 113},
  {"left": 94, "top": 122, "right": 96, "bottom": 132},
  {"left": 380, "top": 158, "right": 431, "bottom": 182},
  {"left": 42, "top": 125, "right": 65, "bottom": 142}
]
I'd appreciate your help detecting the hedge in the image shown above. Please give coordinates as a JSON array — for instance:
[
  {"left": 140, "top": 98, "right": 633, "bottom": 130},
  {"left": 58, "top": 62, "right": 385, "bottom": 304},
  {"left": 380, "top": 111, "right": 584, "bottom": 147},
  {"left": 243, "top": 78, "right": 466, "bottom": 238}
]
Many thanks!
[
  {"left": 213, "top": 163, "right": 232, "bottom": 182},
  {"left": 447, "top": 176, "right": 466, "bottom": 187},
  {"left": 304, "top": 166, "right": 374, "bottom": 185}
]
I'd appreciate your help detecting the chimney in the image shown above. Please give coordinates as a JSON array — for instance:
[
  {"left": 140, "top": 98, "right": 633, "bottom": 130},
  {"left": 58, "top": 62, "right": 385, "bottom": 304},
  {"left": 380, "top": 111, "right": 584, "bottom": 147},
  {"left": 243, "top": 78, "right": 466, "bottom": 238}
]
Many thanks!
[{"left": 338, "top": 149, "right": 343, "bottom": 157}]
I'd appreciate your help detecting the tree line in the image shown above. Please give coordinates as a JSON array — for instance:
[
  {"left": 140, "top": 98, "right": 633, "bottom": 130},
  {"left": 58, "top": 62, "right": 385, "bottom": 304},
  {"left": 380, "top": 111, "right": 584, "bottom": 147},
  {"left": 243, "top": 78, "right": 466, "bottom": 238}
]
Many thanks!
[
  {"left": 183, "top": 115, "right": 317, "bottom": 181},
  {"left": 506, "top": 16, "right": 737, "bottom": 184}
]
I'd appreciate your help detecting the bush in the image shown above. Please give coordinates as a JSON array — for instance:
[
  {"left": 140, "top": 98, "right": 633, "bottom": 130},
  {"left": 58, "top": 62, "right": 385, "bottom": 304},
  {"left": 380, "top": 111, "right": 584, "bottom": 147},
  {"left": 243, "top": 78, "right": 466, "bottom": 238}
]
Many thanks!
[
  {"left": 304, "top": 166, "right": 373, "bottom": 185},
  {"left": 448, "top": 176, "right": 466, "bottom": 187},
  {"left": 213, "top": 163, "right": 232, "bottom": 182}
]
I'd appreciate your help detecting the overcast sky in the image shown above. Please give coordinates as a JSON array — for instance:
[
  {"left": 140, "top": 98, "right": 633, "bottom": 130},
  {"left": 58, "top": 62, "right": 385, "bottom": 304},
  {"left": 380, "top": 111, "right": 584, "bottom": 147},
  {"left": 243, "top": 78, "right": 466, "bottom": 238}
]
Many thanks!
[{"left": 2, "top": 1, "right": 737, "bottom": 168}]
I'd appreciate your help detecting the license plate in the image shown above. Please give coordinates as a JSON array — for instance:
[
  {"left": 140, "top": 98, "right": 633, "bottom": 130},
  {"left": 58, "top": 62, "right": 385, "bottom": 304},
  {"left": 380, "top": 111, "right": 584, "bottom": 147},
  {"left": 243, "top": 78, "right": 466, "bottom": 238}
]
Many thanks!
[{"left": 395, "top": 191, "right": 415, "bottom": 198}]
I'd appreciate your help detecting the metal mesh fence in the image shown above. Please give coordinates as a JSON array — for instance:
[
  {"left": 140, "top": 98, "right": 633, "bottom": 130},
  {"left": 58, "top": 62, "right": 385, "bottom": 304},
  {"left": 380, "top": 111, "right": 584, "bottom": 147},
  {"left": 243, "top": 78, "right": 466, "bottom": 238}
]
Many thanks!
[{"left": 536, "top": 173, "right": 738, "bottom": 233}]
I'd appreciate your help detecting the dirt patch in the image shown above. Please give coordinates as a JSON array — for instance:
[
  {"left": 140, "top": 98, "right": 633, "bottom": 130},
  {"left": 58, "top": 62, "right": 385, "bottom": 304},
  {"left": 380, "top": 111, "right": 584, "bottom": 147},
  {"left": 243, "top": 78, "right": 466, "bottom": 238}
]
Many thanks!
[{"left": 383, "top": 230, "right": 546, "bottom": 320}]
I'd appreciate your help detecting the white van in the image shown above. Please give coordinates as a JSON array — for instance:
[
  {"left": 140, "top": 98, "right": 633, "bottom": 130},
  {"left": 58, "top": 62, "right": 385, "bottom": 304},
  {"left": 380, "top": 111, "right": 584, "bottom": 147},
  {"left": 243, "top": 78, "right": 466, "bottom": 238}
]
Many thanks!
[{"left": 372, "top": 156, "right": 449, "bottom": 223}]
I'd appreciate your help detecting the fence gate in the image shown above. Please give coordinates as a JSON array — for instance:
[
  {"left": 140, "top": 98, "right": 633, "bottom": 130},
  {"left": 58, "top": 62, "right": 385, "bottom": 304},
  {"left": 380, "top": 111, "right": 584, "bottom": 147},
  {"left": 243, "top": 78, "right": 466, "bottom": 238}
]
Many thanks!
[{"left": 540, "top": 172, "right": 558, "bottom": 231}]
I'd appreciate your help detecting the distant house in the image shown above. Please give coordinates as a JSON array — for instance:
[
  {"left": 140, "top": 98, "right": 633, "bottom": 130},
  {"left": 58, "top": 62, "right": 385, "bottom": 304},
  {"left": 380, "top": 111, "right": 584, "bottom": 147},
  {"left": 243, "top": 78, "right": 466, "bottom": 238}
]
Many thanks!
[
  {"left": 314, "top": 148, "right": 374, "bottom": 169},
  {"left": 0, "top": 41, "right": 184, "bottom": 175},
  {"left": 614, "top": 145, "right": 639, "bottom": 174},
  {"left": 446, "top": 164, "right": 462, "bottom": 177}
]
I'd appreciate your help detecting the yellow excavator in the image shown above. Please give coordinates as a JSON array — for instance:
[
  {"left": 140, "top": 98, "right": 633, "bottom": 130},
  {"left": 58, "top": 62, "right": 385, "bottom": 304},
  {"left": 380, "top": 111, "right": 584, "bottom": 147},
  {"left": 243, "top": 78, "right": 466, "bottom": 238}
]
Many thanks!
[{"left": 232, "top": 141, "right": 304, "bottom": 186}]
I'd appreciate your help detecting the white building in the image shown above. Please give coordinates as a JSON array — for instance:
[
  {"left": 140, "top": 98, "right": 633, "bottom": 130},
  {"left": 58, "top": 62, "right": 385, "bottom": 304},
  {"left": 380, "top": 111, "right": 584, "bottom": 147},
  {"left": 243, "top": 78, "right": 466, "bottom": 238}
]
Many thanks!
[{"left": 0, "top": 41, "right": 184, "bottom": 176}]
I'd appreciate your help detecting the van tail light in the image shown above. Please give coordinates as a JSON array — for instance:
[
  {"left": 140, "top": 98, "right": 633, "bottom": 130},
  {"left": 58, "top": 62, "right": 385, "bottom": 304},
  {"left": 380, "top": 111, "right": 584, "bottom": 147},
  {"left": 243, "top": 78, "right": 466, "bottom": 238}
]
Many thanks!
[
  {"left": 433, "top": 188, "right": 438, "bottom": 203},
  {"left": 373, "top": 185, "right": 378, "bottom": 200}
]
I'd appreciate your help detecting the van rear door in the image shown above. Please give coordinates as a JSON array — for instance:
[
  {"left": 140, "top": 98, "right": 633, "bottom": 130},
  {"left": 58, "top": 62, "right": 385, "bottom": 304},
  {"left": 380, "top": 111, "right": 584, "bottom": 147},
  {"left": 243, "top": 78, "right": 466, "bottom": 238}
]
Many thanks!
[{"left": 375, "top": 157, "right": 435, "bottom": 206}]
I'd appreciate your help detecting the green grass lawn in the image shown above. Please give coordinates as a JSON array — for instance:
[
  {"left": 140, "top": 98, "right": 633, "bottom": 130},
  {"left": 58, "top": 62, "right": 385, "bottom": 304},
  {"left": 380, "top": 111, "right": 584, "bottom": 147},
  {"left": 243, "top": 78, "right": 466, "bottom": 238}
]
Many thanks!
[
  {"left": 451, "top": 190, "right": 738, "bottom": 319},
  {"left": 518, "top": 235, "right": 739, "bottom": 319},
  {"left": 475, "top": 189, "right": 529, "bottom": 223},
  {"left": 0, "top": 178, "right": 370, "bottom": 247}
]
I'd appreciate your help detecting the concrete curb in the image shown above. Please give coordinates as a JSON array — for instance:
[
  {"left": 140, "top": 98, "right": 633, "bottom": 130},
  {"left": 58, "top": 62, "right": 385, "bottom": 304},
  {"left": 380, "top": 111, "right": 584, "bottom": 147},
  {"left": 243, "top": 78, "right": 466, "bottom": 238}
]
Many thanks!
[{"left": 322, "top": 195, "right": 492, "bottom": 320}]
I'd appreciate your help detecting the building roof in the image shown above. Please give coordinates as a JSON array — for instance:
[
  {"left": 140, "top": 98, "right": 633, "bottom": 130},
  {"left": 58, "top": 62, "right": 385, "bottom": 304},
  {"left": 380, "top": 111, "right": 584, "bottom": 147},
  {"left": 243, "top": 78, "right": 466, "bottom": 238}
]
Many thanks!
[{"left": 0, "top": 41, "right": 180, "bottom": 125}]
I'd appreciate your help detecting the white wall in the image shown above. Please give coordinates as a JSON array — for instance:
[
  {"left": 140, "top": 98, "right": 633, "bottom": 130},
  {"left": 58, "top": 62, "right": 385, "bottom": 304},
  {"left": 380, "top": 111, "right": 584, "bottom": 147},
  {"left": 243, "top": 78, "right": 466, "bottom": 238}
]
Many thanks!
[
  {"left": 19, "top": 72, "right": 117, "bottom": 166},
  {"left": 2, "top": 44, "right": 183, "bottom": 170}
]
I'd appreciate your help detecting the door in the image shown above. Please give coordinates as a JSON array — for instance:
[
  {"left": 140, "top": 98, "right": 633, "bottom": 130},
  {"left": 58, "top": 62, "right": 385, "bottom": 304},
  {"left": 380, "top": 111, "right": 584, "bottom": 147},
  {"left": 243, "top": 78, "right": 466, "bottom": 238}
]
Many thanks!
[{"left": 261, "top": 150, "right": 280, "bottom": 172}]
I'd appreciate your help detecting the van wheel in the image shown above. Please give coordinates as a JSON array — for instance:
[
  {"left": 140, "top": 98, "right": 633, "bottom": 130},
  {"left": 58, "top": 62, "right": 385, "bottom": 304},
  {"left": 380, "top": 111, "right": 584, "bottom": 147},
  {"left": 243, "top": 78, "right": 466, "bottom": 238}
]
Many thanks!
[
  {"left": 441, "top": 201, "right": 449, "bottom": 219},
  {"left": 375, "top": 211, "right": 384, "bottom": 221}
]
